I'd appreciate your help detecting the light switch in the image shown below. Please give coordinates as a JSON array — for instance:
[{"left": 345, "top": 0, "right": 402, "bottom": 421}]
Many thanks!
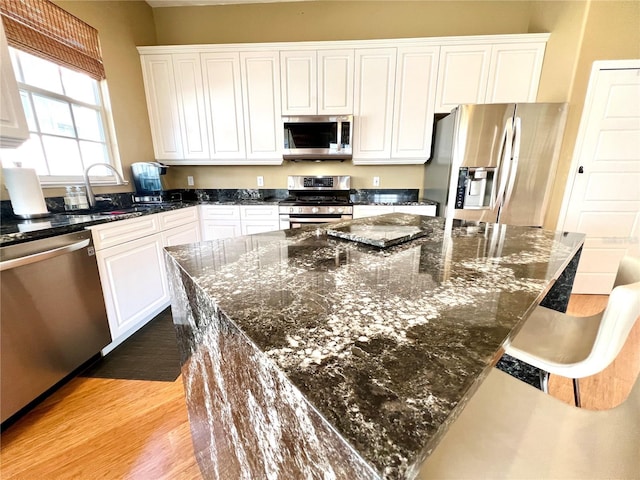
[
  {"left": 257, "top": 176, "right": 264, "bottom": 187},
  {"left": 187, "top": 176, "right": 194, "bottom": 186},
  {"left": 373, "top": 176, "right": 380, "bottom": 187}
]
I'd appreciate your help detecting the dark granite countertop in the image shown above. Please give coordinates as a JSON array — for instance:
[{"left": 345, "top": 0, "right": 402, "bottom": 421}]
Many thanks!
[
  {"left": 0, "top": 202, "right": 198, "bottom": 247},
  {"left": 165, "top": 213, "right": 584, "bottom": 479}
]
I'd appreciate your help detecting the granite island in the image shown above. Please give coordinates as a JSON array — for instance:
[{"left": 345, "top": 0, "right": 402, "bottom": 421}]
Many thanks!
[{"left": 165, "top": 213, "right": 584, "bottom": 479}]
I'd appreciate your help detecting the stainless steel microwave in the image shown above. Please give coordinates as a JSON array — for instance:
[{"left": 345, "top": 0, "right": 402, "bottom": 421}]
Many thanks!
[{"left": 282, "top": 115, "right": 352, "bottom": 161}]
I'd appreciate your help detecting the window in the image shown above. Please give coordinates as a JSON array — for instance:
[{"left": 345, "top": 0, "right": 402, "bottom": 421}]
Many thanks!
[{"left": 0, "top": 47, "right": 119, "bottom": 185}]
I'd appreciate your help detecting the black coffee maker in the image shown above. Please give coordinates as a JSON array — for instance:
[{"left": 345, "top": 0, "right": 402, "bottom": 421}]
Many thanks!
[{"left": 131, "top": 162, "right": 173, "bottom": 203}]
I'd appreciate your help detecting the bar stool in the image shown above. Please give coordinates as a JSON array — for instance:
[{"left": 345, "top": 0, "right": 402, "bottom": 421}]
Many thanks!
[
  {"left": 417, "top": 367, "right": 640, "bottom": 478},
  {"left": 505, "top": 255, "right": 640, "bottom": 406}
]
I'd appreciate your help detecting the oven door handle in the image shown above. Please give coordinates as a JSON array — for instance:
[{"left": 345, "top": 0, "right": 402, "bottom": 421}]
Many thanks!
[{"left": 283, "top": 217, "right": 347, "bottom": 223}]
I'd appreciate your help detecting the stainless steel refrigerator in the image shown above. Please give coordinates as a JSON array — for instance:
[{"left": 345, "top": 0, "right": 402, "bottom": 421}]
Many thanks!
[{"left": 424, "top": 103, "right": 568, "bottom": 226}]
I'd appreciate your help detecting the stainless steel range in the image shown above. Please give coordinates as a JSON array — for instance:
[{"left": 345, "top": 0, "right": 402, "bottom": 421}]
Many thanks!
[{"left": 279, "top": 175, "right": 353, "bottom": 229}]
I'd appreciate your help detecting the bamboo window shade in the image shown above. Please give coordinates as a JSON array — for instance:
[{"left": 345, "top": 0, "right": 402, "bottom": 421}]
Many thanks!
[{"left": 0, "top": 0, "right": 105, "bottom": 80}]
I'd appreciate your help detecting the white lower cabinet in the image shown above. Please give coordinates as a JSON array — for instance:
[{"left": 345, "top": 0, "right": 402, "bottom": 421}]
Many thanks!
[
  {"left": 201, "top": 204, "right": 280, "bottom": 240},
  {"left": 94, "top": 229, "right": 169, "bottom": 353},
  {"left": 353, "top": 204, "right": 437, "bottom": 219},
  {"left": 393, "top": 204, "right": 437, "bottom": 216},
  {"left": 240, "top": 204, "right": 279, "bottom": 235},
  {"left": 353, "top": 205, "right": 395, "bottom": 219},
  {"left": 91, "top": 207, "right": 201, "bottom": 353},
  {"left": 162, "top": 222, "right": 201, "bottom": 247}
]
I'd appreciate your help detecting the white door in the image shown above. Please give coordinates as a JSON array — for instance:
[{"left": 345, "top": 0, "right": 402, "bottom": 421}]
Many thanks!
[
  {"left": 352, "top": 48, "right": 397, "bottom": 162},
  {"left": 140, "top": 55, "right": 183, "bottom": 160},
  {"left": 485, "top": 42, "right": 546, "bottom": 104},
  {"left": 318, "top": 49, "right": 354, "bottom": 115},
  {"left": 280, "top": 50, "right": 317, "bottom": 115},
  {"left": 173, "top": 53, "right": 209, "bottom": 160},
  {"left": 201, "top": 52, "right": 246, "bottom": 160},
  {"left": 561, "top": 64, "right": 640, "bottom": 294},
  {"left": 391, "top": 46, "right": 439, "bottom": 161},
  {"left": 434, "top": 45, "right": 491, "bottom": 114},
  {"left": 240, "top": 51, "right": 283, "bottom": 163}
]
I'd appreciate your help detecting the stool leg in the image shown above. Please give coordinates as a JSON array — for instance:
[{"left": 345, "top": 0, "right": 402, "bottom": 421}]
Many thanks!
[
  {"left": 539, "top": 370, "right": 550, "bottom": 393},
  {"left": 573, "top": 378, "right": 581, "bottom": 407}
]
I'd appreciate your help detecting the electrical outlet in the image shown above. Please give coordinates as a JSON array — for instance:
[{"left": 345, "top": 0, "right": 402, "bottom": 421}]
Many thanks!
[
  {"left": 187, "top": 175, "right": 194, "bottom": 186},
  {"left": 257, "top": 176, "right": 264, "bottom": 187},
  {"left": 373, "top": 176, "right": 380, "bottom": 187}
]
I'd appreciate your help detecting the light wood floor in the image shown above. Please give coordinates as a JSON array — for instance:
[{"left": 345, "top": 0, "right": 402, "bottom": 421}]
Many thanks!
[{"left": 1, "top": 294, "right": 638, "bottom": 479}]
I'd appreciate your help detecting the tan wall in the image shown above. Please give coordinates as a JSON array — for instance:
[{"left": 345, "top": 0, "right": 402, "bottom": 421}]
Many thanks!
[
  {"left": 541, "top": 0, "right": 640, "bottom": 229},
  {"left": 12, "top": 1, "right": 157, "bottom": 200},
  {"left": 151, "top": 1, "right": 532, "bottom": 45}
]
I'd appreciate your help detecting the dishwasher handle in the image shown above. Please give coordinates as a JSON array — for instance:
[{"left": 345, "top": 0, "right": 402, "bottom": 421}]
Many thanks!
[{"left": 0, "top": 238, "right": 91, "bottom": 272}]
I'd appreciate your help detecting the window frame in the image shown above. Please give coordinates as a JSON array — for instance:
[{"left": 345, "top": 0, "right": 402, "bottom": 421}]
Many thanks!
[{"left": 4, "top": 46, "right": 124, "bottom": 188}]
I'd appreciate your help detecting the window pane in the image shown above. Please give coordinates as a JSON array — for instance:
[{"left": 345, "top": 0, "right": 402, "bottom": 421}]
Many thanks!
[
  {"left": 73, "top": 105, "right": 104, "bottom": 141},
  {"left": 9, "top": 49, "right": 22, "bottom": 82},
  {"left": 61, "top": 67, "right": 99, "bottom": 105},
  {"left": 80, "top": 141, "right": 109, "bottom": 170},
  {"left": 19, "top": 91, "right": 38, "bottom": 131},
  {"left": 0, "top": 135, "right": 48, "bottom": 174},
  {"left": 33, "top": 95, "right": 76, "bottom": 137},
  {"left": 42, "top": 136, "right": 82, "bottom": 175},
  {"left": 17, "top": 51, "right": 63, "bottom": 94}
]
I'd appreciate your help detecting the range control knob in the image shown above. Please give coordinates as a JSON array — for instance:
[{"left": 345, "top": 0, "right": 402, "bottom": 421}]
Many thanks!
[
  {"left": 328, "top": 207, "right": 335, "bottom": 213},
  {"left": 311, "top": 207, "right": 319, "bottom": 214},
  {"left": 336, "top": 207, "right": 343, "bottom": 213},
  {"left": 290, "top": 207, "right": 295, "bottom": 213}
]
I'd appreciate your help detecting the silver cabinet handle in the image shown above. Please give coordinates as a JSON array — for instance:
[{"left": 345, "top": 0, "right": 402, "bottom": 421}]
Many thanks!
[{"left": 0, "top": 238, "right": 90, "bottom": 272}]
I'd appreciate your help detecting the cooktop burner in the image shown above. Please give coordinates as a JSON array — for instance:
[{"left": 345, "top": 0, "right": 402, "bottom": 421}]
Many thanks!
[{"left": 278, "top": 195, "right": 352, "bottom": 206}]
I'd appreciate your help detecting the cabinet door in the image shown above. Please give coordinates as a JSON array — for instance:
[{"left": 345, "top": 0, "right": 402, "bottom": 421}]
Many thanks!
[
  {"left": 241, "top": 220, "right": 280, "bottom": 236},
  {"left": 485, "top": 43, "right": 546, "bottom": 103},
  {"left": 435, "top": 45, "right": 491, "bottom": 114},
  {"left": 162, "top": 222, "right": 201, "bottom": 247},
  {"left": 96, "top": 233, "right": 169, "bottom": 341},
  {"left": 240, "top": 52, "right": 283, "bottom": 163},
  {"left": 201, "top": 220, "right": 242, "bottom": 240},
  {"left": 173, "top": 54, "right": 209, "bottom": 159},
  {"left": 201, "top": 52, "right": 246, "bottom": 160},
  {"left": 318, "top": 49, "right": 354, "bottom": 115},
  {"left": 353, "top": 48, "right": 397, "bottom": 161},
  {"left": 392, "top": 46, "right": 439, "bottom": 162},
  {"left": 353, "top": 205, "right": 395, "bottom": 219},
  {"left": 0, "top": 21, "right": 28, "bottom": 148},
  {"left": 394, "top": 205, "right": 437, "bottom": 216},
  {"left": 280, "top": 50, "right": 317, "bottom": 115},
  {"left": 140, "top": 54, "right": 183, "bottom": 160}
]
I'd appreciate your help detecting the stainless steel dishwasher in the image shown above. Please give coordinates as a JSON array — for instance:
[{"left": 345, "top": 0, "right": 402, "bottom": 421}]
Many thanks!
[{"left": 1, "top": 229, "right": 111, "bottom": 423}]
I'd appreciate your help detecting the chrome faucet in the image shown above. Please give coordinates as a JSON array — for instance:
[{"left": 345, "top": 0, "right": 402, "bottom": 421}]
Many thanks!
[{"left": 83, "top": 163, "right": 126, "bottom": 208}]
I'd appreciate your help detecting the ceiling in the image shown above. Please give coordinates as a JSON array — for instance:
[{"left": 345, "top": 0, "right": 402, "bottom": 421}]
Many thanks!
[{"left": 146, "top": 0, "right": 312, "bottom": 7}]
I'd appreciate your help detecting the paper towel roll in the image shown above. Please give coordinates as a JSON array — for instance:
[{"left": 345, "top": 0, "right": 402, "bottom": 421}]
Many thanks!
[{"left": 3, "top": 167, "right": 49, "bottom": 218}]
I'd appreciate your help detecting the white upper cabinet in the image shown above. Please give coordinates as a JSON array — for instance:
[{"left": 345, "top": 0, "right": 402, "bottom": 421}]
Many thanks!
[
  {"left": 485, "top": 42, "right": 545, "bottom": 103},
  {"left": 353, "top": 48, "right": 397, "bottom": 161},
  {"left": 0, "top": 21, "right": 28, "bottom": 148},
  {"left": 240, "top": 51, "right": 283, "bottom": 163},
  {"left": 140, "top": 54, "right": 183, "bottom": 160},
  {"left": 435, "top": 45, "right": 492, "bottom": 114},
  {"left": 138, "top": 34, "right": 547, "bottom": 165},
  {"left": 391, "top": 46, "right": 439, "bottom": 162},
  {"left": 201, "top": 52, "right": 246, "bottom": 160},
  {"left": 172, "top": 54, "right": 209, "bottom": 160},
  {"left": 280, "top": 49, "right": 354, "bottom": 115},
  {"left": 318, "top": 49, "right": 354, "bottom": 114},
  {"left": 280, "top": 50, "right": 317, "bottom": 115}
]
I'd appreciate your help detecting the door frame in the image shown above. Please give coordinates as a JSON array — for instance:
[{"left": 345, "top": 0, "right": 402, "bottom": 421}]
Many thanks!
[{"left": 556, "top": 59, "right": 640, "bottom": 230}]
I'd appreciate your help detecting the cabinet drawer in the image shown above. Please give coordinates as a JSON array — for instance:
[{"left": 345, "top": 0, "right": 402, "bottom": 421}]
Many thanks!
[
  {"left": 159, "top": 206, "right": 199, "bottom": 230},
  {"left": 199, "top": 205, "right": 241, "bottom": 220},
  {"left": 239, "top": 204, "right": 278, "bottom": 220},
  {"left": 90, "top": 215, "right": 161, "bottom": 250}
]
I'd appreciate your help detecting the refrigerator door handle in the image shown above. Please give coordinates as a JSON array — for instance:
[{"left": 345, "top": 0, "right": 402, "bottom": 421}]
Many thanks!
[
  {"left": 494, "top": 119, "right": 513, "bottom": 211},
  {"left": 503, "top": 116, "right": 522, "bottom": 211}
]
